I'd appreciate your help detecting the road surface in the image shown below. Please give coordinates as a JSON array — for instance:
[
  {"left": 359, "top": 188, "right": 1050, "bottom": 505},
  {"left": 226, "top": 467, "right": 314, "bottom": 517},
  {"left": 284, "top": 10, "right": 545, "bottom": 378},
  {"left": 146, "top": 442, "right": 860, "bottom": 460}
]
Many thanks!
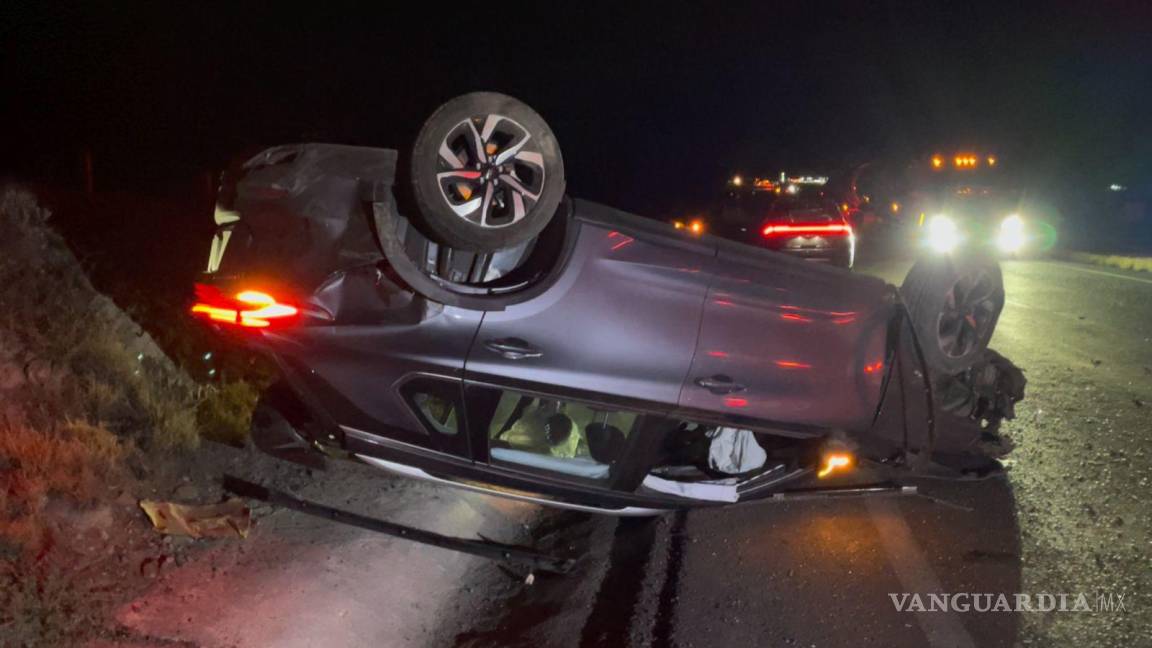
[{"left": 106, "top": 259, "right": 1151, "bottom": 648}]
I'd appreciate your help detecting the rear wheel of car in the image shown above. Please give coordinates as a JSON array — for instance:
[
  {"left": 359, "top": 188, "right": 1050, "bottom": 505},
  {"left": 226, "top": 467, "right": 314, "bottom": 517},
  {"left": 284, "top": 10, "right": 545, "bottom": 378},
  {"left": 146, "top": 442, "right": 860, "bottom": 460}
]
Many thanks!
[
  {"left": 900, "top": 255, "right": 1004, "bottom": 374},
  {"left": 410, "top": 92, "right": 566, "bottom": 252}
]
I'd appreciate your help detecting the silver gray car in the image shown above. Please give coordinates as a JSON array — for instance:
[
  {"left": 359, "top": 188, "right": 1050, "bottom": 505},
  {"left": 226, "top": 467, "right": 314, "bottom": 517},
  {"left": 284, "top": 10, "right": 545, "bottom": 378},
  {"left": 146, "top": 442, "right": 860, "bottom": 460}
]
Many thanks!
[{"left": 192, "top": 94, "right": 1022, "bottom": 514}]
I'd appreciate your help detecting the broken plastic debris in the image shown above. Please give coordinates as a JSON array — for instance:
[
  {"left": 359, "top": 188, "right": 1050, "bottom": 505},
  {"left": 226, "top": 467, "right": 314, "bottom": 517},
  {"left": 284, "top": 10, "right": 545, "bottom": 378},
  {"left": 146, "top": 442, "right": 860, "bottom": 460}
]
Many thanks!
[{"left": 139, "top": 498, "right": 252, "bottom": 539}]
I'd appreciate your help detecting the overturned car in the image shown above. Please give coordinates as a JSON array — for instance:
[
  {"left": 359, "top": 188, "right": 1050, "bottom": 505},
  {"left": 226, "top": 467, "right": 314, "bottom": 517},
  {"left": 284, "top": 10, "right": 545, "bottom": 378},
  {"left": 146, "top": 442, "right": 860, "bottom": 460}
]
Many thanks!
[{"left": 192, "top": 93, "right": 1024, "bottom": 514}]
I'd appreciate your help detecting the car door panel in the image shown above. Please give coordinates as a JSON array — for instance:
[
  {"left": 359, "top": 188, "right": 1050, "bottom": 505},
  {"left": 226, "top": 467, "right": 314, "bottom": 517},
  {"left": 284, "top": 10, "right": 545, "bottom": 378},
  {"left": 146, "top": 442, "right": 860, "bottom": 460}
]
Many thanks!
[
  {"left": 466, "top": 205, "right": 713, "bottom": 409},
  {"left": 272, "top": 302, "right": 482, "bottom": 456},
  {"left": 680, "top": 240, "right": 894, "bottom": 430}
]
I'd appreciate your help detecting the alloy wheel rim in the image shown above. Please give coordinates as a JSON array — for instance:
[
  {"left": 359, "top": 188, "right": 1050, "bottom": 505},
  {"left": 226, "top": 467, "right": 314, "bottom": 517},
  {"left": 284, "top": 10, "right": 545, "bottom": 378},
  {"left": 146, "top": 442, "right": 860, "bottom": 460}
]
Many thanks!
[
  {"left": 936, "top": 269, "right": 997, "bottom": 359},
  {"left": 434, "top": 114, "right": 546, "bottom": 229}
]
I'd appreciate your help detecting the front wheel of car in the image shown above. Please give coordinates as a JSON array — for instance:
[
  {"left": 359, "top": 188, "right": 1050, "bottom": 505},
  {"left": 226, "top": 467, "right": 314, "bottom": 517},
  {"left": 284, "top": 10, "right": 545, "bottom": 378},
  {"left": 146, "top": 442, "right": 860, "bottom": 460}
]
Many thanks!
[
  {"left": 410, "top": 92, "right": 566, "bottom": 252},
  {"left": 900, "top": 255, "right": 1005, "bottom": 375}
]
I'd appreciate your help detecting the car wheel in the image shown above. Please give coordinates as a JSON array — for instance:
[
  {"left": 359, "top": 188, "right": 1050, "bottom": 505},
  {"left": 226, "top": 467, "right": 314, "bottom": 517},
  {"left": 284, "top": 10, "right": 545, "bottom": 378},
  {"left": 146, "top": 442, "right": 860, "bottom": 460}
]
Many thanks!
[
  {"left": 410, "top": 92, "right": 565, "bottom": 252},
  {"left": 900, "top": 255, "right": 1004, "bottom": 374}
]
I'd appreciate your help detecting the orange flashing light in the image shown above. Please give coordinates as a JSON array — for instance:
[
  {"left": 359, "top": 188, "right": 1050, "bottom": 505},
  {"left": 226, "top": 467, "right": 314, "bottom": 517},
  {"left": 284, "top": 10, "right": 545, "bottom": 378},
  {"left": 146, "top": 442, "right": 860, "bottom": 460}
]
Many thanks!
[
  {"left": 953, "top": 154, "right": 979, "bottom": 169},
  {"left": 817, "top": 452, "right": 854, "bottom": 478},
  {"left": 689, "top": 219, "right": 705, "bottom": 235},
  {"left": 931, "top": 155, "right": 944, "bottom": 169}
]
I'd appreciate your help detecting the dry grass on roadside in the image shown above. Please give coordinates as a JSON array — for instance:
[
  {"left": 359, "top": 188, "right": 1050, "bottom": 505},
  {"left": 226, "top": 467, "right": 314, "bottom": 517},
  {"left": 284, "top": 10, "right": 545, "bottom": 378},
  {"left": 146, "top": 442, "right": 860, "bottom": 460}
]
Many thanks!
[
  {"left": 0, "top": 188, "right": 217, "bottom": 645},
  {"left": 0, "top": 188, "right": 200, "bottom": 451},
  {"left": 197, "top": 380, "right": 260, "bottom": 446},
  {"left": 0, "top": 419, "right": 125, "bottom": 555}
]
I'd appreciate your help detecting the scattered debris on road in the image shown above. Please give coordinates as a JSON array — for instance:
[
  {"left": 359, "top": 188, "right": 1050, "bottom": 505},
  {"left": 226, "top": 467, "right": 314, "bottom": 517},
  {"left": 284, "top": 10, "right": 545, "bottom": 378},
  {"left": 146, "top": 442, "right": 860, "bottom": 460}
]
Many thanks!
[{"left": 139, "top": 498, "right": 252, "bottom": 539}]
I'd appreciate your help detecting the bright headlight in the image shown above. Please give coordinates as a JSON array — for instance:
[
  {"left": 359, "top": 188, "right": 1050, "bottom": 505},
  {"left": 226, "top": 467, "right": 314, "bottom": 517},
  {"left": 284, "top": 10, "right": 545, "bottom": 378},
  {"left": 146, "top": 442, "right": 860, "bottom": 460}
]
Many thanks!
[
  {"left": 998, "top": 214, "right": 1025, "bottom": 252},
  {"left": 927, "top": 215, "right": 959, "bottom": 253}
]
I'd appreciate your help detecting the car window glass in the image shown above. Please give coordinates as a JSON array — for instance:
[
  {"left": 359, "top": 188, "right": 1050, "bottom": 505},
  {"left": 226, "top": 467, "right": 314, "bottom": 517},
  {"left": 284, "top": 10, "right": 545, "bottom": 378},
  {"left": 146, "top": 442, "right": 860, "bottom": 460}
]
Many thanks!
[
  {"left": 487, "top": 390, "right": 636, "bottom": 481},
  {"left": 411, "top": 392, "right": 459, "bottom": 436}
]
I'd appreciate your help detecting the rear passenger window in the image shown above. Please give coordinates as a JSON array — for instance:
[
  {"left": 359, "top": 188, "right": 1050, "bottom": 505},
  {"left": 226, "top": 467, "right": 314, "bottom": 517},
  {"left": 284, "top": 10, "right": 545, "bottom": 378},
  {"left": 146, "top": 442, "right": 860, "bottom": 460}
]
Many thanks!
[
  {"left": 485, "top": 390, "right": 637, "bottom": 481},
  {"left": 399, "top": 377, "right": 463, "bottom": 437},
  {"left": 412, "top": 392, "right": 459, "bottom": 436}
]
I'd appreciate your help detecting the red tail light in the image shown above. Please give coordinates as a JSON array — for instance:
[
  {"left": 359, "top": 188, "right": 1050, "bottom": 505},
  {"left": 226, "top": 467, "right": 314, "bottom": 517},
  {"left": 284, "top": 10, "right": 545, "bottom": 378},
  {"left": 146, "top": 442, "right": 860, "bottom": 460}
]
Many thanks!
[
  {"left": 191, "top": 284, "right": 299, "bottom": 329},
  {"left": 761, "top": 223, "right": 853, "bottom": 238}
]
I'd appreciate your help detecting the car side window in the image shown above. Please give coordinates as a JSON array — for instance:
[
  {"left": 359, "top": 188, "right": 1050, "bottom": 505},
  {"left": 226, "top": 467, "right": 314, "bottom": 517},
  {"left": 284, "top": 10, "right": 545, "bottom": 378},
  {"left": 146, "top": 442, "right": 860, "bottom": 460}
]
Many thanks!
[
  {"left": 485, "top": 390, "right": 637, "bottom": 482},
  {"left": 412, "top": 392, "right": 459, "bottom": 436},
  {"left": 399, "top": 377, "right": 464, "bottom": 437}
]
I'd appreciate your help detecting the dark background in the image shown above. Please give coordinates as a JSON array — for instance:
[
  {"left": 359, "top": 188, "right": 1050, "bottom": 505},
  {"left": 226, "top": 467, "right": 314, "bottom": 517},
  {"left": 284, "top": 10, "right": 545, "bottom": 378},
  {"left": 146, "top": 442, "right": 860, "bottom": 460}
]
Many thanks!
[{"left": 4, "top": 1, "right": 1150, "bottom": 219}]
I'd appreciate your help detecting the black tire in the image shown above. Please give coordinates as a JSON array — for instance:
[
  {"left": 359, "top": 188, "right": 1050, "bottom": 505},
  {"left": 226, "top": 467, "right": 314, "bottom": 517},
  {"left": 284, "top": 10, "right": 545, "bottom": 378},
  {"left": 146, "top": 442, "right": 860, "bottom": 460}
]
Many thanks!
[
  {"left": 900, "top": 255, "right": 1005, "bottom": 374},
  {"left": 410, "top": 92, "right": 565, "bottom": 252}
]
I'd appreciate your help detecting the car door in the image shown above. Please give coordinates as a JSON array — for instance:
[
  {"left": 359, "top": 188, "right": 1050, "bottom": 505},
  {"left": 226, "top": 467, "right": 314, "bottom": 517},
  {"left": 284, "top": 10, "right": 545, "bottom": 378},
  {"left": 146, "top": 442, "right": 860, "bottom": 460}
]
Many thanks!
[
  {"left": 465, "top": 201, "right": 713, "bottom": 412},
  {"left": 275, "top": 283, "right": 481, "bottom": 459},
  {"left": 677, "top": 239, "right": 894, "bottom": 432}
]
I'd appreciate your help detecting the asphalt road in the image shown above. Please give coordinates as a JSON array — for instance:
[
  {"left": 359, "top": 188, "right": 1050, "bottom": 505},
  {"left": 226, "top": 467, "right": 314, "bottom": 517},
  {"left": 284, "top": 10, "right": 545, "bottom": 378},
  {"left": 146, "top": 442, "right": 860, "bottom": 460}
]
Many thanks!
[
  {"left": 451, "top": 258, "right": 1152, "bottom": 648},
  {"left": 106, "top": 258, "right": 1151, "bottom": 648}
]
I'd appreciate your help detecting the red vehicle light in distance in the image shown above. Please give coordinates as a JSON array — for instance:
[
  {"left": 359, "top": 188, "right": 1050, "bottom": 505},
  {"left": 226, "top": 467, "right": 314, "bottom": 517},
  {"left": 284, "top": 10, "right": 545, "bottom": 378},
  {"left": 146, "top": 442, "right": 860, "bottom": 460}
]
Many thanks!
[
  {"left": 761, "top": 223, "right": 853, "bottom": 238},
  {"left": 191, "top": 284, "right": 299, "bottom": 329}
]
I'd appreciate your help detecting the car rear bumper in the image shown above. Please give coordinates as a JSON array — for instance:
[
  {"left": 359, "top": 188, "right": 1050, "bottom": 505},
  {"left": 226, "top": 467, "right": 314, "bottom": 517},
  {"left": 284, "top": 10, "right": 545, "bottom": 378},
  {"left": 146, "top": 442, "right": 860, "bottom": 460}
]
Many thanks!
[{"left": 766, "top": 236, "right": 854, "bottom": 265}]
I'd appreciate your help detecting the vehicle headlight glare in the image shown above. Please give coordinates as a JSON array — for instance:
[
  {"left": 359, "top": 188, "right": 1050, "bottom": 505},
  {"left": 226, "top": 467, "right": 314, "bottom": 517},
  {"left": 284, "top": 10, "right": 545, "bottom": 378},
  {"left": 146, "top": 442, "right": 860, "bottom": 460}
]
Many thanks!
[
  {"left": 998, "top": 214, "right": 1025, "bottom": 252},
  {"left": 927, "top": 215, "right": 959, "bottom": 253}
]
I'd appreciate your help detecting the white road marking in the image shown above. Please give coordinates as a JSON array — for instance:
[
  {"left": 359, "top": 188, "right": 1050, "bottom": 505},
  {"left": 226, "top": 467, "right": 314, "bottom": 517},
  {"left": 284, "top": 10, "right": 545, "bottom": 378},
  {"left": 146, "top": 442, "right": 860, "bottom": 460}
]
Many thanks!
[
  {"left": 1049, "top": 262, "right": 1152, "bottom": 286},
  {"left": 866, "top": 498, "right": 977, "bottom": 648}
]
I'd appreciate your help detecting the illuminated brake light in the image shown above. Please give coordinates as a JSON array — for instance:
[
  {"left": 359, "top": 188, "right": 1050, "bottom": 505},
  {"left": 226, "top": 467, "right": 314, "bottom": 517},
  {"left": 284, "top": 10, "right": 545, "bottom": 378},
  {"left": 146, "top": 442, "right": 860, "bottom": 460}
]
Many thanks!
[
  {"left": 761, "top": 224, "right": 853, "bottom": 237},
  {"left": 191, "top": 285, "right": 298, "bottom": 329}
]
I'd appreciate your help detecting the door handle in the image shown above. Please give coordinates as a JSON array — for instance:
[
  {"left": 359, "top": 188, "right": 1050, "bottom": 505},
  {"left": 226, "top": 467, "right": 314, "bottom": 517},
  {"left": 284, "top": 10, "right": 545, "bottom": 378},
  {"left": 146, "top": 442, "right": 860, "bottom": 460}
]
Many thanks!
[
  {"left": 694, "top": 374, "right": 746, "bottom": 395},
  {"left": 484, "top": 337, "right": 543, "bottom": 360}
]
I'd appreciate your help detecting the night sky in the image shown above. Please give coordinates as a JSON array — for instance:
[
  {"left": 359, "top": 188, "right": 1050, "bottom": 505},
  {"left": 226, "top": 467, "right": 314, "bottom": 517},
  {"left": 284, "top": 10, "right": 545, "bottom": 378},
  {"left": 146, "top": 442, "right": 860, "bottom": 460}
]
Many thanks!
[{"left": 3, "top": 1, "right": 1151, "bottom": 218}]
